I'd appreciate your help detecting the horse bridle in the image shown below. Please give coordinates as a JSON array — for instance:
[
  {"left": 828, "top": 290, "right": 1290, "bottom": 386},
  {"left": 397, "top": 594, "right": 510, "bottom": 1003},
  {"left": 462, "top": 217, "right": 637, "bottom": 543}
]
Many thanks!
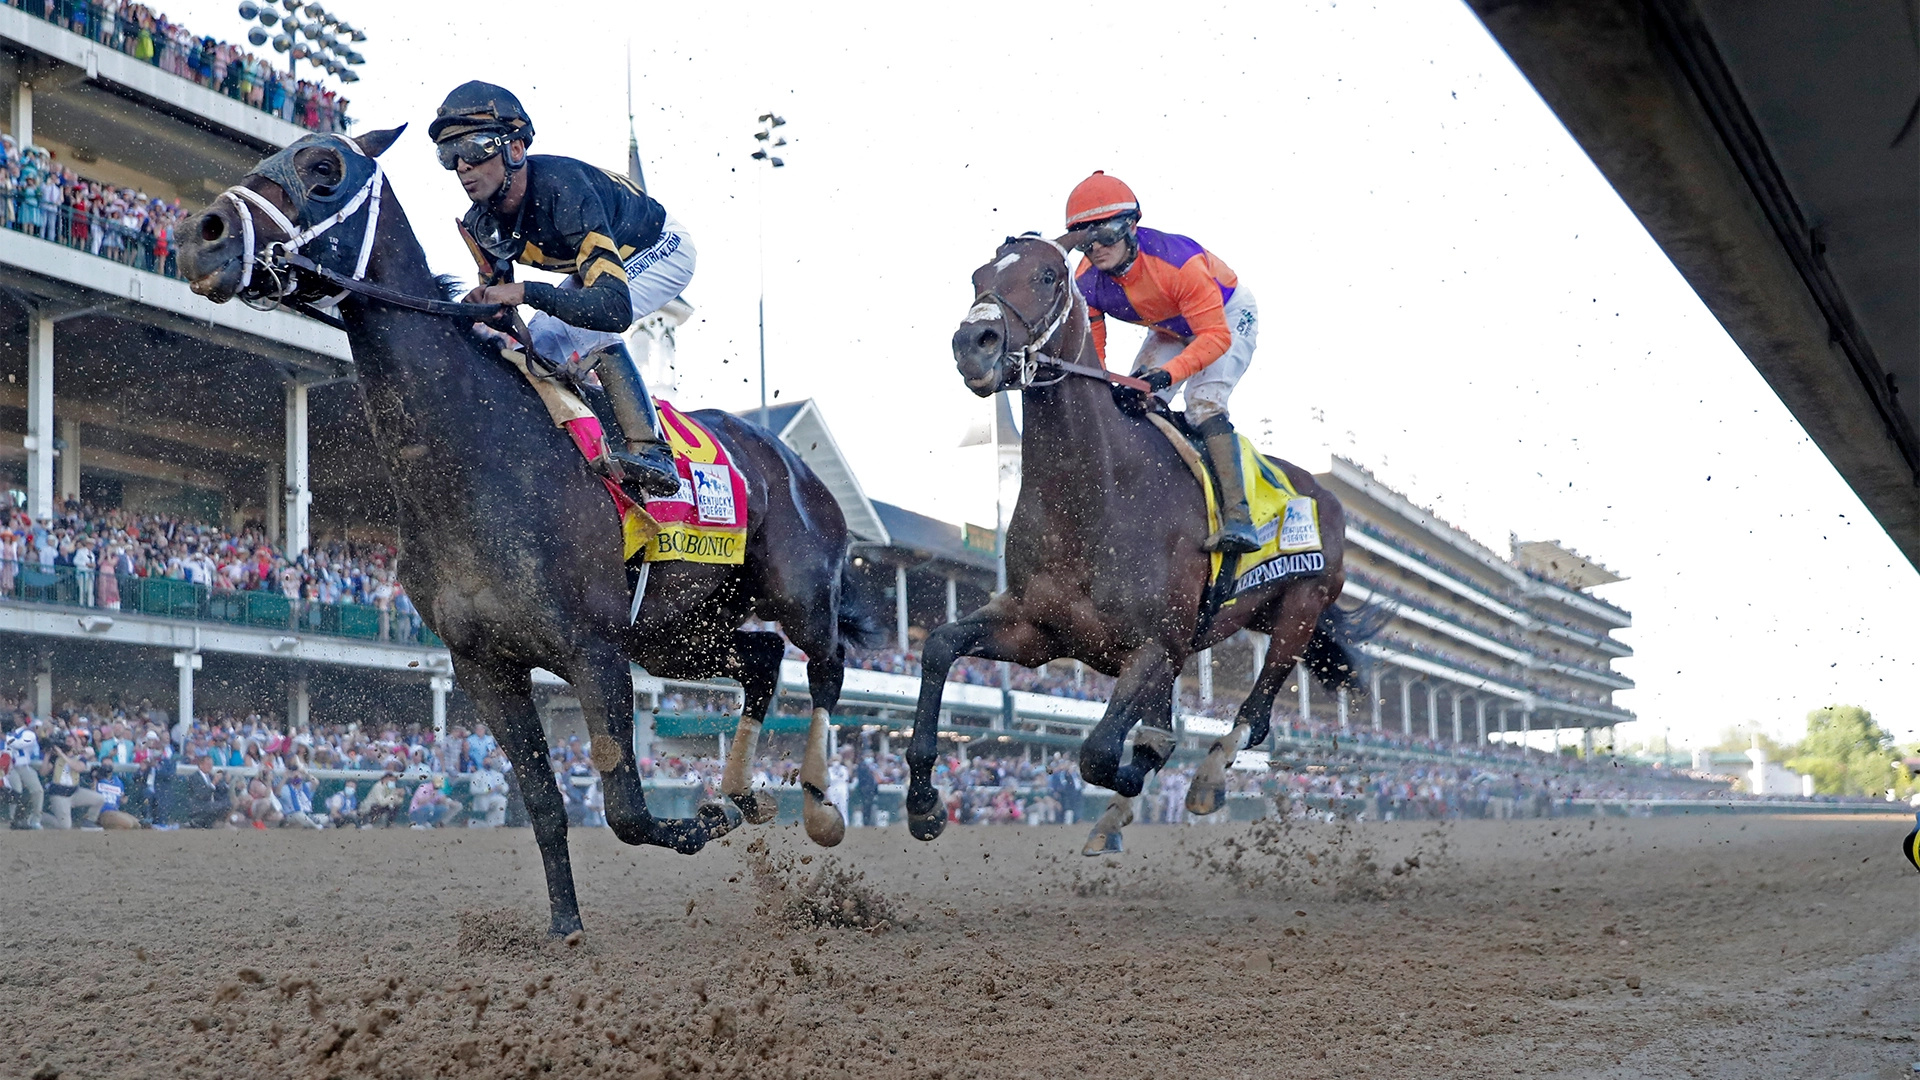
[
  {"left": 972, "top": 234, "right": 1151, "bottom": 392},
  {"left": 215, "top": 134, "right": 509, "bottom": 333}
]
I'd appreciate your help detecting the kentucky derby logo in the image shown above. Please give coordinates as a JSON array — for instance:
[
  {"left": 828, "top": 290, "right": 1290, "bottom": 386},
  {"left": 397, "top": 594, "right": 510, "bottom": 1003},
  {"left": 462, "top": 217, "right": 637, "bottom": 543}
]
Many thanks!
[{"left": 690, "top": 462, "right": 736, "bottom": 523}]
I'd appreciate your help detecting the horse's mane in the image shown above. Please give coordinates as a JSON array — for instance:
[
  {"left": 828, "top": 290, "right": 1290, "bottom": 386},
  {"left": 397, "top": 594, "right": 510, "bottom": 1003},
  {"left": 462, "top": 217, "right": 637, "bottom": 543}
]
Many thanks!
[{"left": 434, "top": 274, "right": 466, "bottom": 301}]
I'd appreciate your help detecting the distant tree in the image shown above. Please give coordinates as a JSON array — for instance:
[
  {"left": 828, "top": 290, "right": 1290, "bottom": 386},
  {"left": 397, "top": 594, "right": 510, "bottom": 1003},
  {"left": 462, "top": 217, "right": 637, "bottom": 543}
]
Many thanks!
[
  {"left": 1785, "top": 706, "right": 1907, "bottom": 798},
  {"left": 1705, "top": 725, "right": 1799, "bottom": 761}
]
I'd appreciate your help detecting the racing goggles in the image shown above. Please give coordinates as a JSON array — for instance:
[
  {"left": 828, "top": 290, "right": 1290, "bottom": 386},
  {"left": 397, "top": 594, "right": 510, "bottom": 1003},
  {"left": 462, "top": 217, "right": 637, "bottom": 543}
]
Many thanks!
[
  {"left": 1078, "top": 216, "right": 1134, "bottom": 249},
  {"left": 436, "top": 131, "right": 513, "bottom": 171}
]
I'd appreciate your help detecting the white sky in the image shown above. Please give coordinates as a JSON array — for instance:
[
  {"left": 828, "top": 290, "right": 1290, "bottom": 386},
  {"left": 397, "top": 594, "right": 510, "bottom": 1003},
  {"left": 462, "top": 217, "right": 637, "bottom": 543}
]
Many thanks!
[{"left": 169, "top": 0, "right": 1920, "bottom": 745}]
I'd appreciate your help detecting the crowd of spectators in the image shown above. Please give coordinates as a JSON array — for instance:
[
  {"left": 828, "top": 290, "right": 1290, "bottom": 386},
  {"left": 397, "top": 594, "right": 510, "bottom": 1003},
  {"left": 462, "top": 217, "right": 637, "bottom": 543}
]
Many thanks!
[
  {"left": 0, "top": 136, "right": 190, "bottom": 276},
  {"left": 0, "top": 497, "right": 434, "bottom": 644},
  {"left": 8, "top": 0, "right": 350, "bottom": 132}
]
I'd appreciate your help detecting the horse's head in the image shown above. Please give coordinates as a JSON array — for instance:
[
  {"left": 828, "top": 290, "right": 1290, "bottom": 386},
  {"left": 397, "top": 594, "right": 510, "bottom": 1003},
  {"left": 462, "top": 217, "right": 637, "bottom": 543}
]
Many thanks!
[
  {"left": 952, "top": 232, "right": 1079, "bottom": 397},
  {"left": 180, "top": 125, "right": 406, "bottom": 307}
]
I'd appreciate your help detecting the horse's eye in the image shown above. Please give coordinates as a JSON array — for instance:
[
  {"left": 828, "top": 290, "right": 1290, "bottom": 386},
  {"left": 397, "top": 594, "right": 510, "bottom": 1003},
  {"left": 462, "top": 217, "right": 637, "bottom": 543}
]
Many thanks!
[{"left": 1039, "top": 268, "right": 1057, "bottom": 286}]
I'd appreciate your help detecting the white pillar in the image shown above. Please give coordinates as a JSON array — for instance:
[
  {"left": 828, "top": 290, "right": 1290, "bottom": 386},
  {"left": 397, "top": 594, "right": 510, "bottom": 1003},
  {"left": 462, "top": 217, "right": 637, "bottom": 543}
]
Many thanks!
[
  {"left": 287, "top": 668, "right": 309, "bottom": 730},
  {"left": 1297, "top": 664, "right": 1310, "bottom": 721},
  {"left": 1499, "top": 706, "right": 1509, "bottom": 738},
  {"left": 1581, "top": 726, "right": 1594, "bottom": 759},
  {"left": 1475, "top": 698, "right": 1488, "bottom": 744},
  {"left": 429, "top": 675, "right": 452, "bottom": 741},
  {"left": 1521, "top": 708, "right": 1533, "bottom": 750},
  {"left": 1337, "top": 687, "right": 1350, "bottom": 731},
  {"left": 12, "top": 75, "right": 31, "bottom": 148},
  {"left": 1198, "top": 648, "right": 1213, "bottom": 703},
  {"left": 895, "top": 564, "right": 910, "bottom": 651},
  {"left": 265, "top": 462, "right": 282, "bottom": 545},
  {"left": 56, "top": 418, "right": 79, "bottom": 505},
  {"left": 1450, "top": 694, "right": 1462, "bottom": 743},
  {"left": 945, "top": 575, "right": 957, "bottom": 623},
  {"left": 25, "top": 312, "right": 53, "bottom": 523},
  {"left": 1426, "top": 684, "right": 1439, "bottom": 741},
  {"left": 284, "top": 383, "right": 311, "bottom": 555},
  {"left": 1369, "top": 668, "right": 1382, "bottom": 730},
  {"left": 173, "top": 651, "right": 201, "bottom": 728},
  {"left": 1399, "top": 678, "right": 1413, "bottom": 736}
]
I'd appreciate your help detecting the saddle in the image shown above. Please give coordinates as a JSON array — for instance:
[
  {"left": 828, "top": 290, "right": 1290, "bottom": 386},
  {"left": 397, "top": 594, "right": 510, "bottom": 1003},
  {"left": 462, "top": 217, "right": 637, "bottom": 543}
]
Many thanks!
[
  {"left": 1146, "top": 410, "right": 1325, "bottom": 642},
  {"left": 497, "top": 346, "right": 748, "bottom": 566}
]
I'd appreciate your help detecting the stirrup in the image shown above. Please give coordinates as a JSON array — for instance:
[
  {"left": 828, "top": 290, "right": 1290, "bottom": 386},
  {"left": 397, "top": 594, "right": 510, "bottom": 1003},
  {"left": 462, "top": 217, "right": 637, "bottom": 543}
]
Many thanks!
[
  {"left": 612, "top": 444, "right": 681, "bottom": 498},
  {"left": 1204, "top": 522, "right": 1260, "bottom": 554}
]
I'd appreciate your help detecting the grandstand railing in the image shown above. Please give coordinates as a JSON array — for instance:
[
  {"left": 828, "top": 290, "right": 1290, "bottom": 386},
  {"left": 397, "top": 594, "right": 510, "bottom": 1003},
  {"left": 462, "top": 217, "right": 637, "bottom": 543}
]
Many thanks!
[
  {"left": 2, "top": 202, "right": 180, "bottom": 281},
  {"left": 0, "top": 559, "right": 443, "bottom": 647},
  {"left": 0, "top": 0, "right": 350, "bottom": 133}
]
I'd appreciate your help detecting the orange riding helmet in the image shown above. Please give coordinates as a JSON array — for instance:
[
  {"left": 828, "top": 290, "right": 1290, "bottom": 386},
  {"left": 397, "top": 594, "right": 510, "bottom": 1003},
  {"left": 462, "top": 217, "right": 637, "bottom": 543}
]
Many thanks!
[{"left": 1065, "top": 171, "right": 1140, "bottom": 228}]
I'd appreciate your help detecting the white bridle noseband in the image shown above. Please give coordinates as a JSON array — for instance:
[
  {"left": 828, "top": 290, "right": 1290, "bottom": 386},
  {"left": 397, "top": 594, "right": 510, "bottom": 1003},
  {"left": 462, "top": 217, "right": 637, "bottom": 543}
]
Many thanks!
[
  {"left": 973, "top": 233, "right": 1081, "bottom": 388},
  {"left": 216, "top": 136, "right": 384, "bottom": 310}
]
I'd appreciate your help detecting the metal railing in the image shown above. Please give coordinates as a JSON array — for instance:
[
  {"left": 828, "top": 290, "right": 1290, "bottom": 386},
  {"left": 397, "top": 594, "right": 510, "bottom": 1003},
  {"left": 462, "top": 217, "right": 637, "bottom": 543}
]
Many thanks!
[
  {"left": 0, "top": 201, "right": 180, "bottom": 278},
  {"left": 0, "top": 559, "right": 442, "bottom": 646},
  {"left": 2, "top": 0, "right": 350, "bottom": 133}
]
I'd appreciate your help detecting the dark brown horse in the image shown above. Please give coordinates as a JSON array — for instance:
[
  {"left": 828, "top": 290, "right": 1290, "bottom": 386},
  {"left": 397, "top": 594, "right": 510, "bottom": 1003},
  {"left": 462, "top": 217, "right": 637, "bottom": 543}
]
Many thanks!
[
  {"left": 907, "top": 233, "right": 1369, "bottom": 852},
  {"left": 178, "top": 129, "right": 879, "bottom": 936}
]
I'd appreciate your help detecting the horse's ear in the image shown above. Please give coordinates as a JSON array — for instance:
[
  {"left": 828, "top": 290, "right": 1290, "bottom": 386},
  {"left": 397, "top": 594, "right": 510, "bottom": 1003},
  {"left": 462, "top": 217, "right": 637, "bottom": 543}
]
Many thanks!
[
  {"left": 1056, "top": 230, "right": 1086, "bottom": 253},
  {"left": 355, "top": 124, "right": 407, "bottom": 159}
]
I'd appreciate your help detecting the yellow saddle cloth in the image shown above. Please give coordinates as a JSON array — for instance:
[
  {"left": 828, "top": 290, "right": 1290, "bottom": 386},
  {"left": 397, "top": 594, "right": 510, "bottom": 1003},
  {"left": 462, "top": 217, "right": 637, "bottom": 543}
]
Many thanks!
[{"left": 1146, "top": 415, "right": 1324, "bottom": 595}]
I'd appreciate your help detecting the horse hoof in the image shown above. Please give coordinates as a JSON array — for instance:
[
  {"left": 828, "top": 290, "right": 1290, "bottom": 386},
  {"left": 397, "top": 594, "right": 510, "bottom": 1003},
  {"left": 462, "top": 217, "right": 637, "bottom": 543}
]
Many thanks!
[
  {"left": 698, "top": 801, "right": 742, "bottom": 840},
  {"left": 1081, "top": 829, "right": 1124, "bottom": 857},
  {"left": 1185, "top": 782, "right": 1226, "bottom": 817},
  {"left": 729, "top": 790, "right": 778, "bottom": 825},
  {"left": 908, "top": 809, "right": 946, "bottom": 842},
  {"left": 802, "top": 795, "right": 845, "bottom": 848}
]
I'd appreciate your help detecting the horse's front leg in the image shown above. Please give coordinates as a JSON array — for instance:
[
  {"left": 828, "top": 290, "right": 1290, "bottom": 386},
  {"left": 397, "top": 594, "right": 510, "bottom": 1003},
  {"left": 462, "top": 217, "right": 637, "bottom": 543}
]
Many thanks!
[
  {"left": 904, "top": 609, "right": 1045, "bottom": 842},
  {"left": 458, "top": 657, "right": 582, "bottom": 937},
  {"left": 568, "top": 637, "right": 735, "bottom": 853},
  {"left": 1077, "top": 644, "right": 1180, "bottom": 855}
]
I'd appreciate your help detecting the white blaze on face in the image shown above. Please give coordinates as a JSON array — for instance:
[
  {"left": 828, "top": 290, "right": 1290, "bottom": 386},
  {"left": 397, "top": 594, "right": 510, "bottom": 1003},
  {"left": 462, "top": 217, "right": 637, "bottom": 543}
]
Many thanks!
[
  {"left": 993, "top": 252, "right": 1022, "bottom": 271},
  {"left": 963, "top": 302, "right": 1003, "bottom": 324}
]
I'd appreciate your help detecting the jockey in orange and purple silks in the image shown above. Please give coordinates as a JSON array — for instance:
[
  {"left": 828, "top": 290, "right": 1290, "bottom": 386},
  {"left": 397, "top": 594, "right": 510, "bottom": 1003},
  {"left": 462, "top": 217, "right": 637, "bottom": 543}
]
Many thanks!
[{"left": 1067, "top": 171, "right": 1260, "bottom": 554}]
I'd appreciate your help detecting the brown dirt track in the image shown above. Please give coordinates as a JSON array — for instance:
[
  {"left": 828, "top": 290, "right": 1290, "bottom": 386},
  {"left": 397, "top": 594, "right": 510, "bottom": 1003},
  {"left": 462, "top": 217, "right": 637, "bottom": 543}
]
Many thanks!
[{"left": 2, "top": 812, "right": 1915, "bottom": 1080}]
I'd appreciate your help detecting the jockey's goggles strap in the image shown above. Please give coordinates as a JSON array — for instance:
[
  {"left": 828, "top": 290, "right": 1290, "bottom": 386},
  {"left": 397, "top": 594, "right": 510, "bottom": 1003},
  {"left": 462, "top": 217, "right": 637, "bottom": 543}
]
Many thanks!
[{"left": 436, "top": 132, "right": 510, "bottom": 171}]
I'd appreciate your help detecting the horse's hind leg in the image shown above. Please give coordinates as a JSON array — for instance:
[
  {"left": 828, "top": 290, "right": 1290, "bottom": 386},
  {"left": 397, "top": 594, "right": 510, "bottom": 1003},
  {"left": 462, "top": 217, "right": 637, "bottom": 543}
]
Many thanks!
[
  {"left": 458, "top": 658, "right": 582, "bottom": 937},
  {"left": 567, "top": 638, "right": 735, "bottom": 853},
  {"left": 1189, "top": 585, "right": 1330, "bottom": 816},
  {"left": 794, "top": 654, "right": 847, "bottom": 847},
  {"left": 1079, "top": 646, "right": 1178, "bottom": 856},
  {"left": 719, "top": 630, "right": 784, "bottom": 825}
]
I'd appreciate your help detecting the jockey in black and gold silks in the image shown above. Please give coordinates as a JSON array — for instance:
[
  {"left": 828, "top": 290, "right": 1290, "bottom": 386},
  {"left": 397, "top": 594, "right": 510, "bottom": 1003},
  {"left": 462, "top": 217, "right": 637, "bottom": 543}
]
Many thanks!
[{"left": 431, "top": 80, "right": 692, "bottom": 501}]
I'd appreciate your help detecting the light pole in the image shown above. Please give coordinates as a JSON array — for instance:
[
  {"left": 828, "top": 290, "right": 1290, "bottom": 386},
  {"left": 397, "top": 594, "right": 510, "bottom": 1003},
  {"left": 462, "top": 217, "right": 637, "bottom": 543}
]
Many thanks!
[
  {"left": 750, "top": 112, "right": 787, "bottom": 432},
  {"left": 237, "top": 1, "right": 366, "bottom": 84}
]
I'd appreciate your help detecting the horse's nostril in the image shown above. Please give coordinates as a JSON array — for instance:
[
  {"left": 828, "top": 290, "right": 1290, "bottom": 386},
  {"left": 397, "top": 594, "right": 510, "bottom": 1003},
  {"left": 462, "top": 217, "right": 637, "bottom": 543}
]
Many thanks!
[
  {"left": 199, "top": 215, "right": 226, "bottom": 243},
  {"left": 976, "top": 329, "right": 999, "bottom": 351}
]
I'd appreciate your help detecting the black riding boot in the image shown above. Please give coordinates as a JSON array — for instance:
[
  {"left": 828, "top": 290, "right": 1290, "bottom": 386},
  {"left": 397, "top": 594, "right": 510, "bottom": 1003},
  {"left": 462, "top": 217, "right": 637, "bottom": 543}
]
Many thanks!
[
  {"left": 1197, "top": 413, "right": 1260, "bottom": 554},
  {"left": 592, "top": 342, "right": 682, "bottom": 499}
]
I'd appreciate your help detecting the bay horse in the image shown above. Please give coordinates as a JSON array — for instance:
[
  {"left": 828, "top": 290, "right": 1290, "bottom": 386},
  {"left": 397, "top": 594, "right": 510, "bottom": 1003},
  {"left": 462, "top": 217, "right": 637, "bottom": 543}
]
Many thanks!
[
  {"left": 179, "top": 128, "right": 879, "bottom": 936},
  {"left": 907, "top": 233, "right": 1371, "bottom": 852}
]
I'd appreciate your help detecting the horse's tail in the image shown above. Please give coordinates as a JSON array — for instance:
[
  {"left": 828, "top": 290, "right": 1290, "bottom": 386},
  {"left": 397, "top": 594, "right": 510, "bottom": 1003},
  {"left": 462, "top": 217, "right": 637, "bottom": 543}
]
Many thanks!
[
  {"left": 1302, "top": 598, "right": 1392, "bottom": 695},
  {"left": 836, "top": 560, "right": 890, "bottom": 651}
]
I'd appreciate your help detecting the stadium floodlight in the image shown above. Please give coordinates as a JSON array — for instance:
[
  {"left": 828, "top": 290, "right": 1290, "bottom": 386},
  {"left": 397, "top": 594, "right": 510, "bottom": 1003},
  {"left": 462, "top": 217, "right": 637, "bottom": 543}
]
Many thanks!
[
  {"left": 750, "top": 110, "right": 792, "bottom": 430},
  {"left": 340, "top": 69, "right": 360, "bottom": 82},
  {"left": 348, "top": 26, "right": 366, "bottom": 41},
  {"left": 257, "top": 9, "right": 278, "bottom": 25},
  {"left": 300, "top": 21, "right": 321, "bottom": 39},
  {"left": 271, "top": 32, "right": 291, "bottom": 52},
  {"left": 303, "top": 3, "right": 325, "bottom": 18},
  {"left": 238, "top": 0, "right": 259, "bottom": 18},
  {"left": 247, "top": 26, "right": 268, "bottom": 46}
]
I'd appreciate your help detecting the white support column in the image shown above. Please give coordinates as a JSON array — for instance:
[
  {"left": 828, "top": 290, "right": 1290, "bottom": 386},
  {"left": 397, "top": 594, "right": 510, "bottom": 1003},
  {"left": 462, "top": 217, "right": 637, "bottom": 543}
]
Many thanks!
[
  {"left": 1521, "top": 708, "right": 1533, "bottom": 750},
  {"left": 265, "top": 461, "right": 282, "bottom": 545},
  {"left": 56, "top": 418, "right": 79, "bottom": 505},
  {"left": 173, "top": 651, "right": 201, "bottom": 728},
  {"left": 11, "top": 73, "right": 30, "bottom": 148},
  {"left": 1450, "top": 694, "right": 1463, "bottom": 743},
  {"left": 1498, "top": 706, "right": 1509, "bottom": 737},
  {"left": 25, "top": 312, "right": 53, "bottom": 523},
  {"left": 1399, "top": 678, "right": 1413, "bottom": 736},
  {"left": 284, "top": 382, "right": 311, "bottom": 555},
  {"left": 1426, "top": 684, "right": 1439, "bottom": 741},
  {"left": 32, "top": 650, "right": 50, "bottom": 718},
  {"left": 1369, "top": 668, "right": 1382, "bottom": 730},
  {"left": 1337, "top": 686, "right": 1350, "bottom": 731},
  {"left": 1297, "top": 664, "right": 1310, "bottom": 721},
  {"left": 1475, "top": 698, "right": 1488, "bottom": 744},
  {"left": 287, "top": 668, "right": 309, "bottom": 730},
  {"left": 1198, "top": 647, "right": 1213, "bottom": 703},
  {"left": 895, "top": 564, "right": 910, "bottom": 651},
  {"left": 945, "top": 575, "right": 957, "bottom": 623},
  {"left": 1581, "top": 726, "right": 1594, "bottom": 759}
]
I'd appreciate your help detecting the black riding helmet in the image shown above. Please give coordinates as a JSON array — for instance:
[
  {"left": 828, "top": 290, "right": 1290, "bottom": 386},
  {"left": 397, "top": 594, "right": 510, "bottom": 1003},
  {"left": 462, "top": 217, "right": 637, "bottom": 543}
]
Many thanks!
[{"left": 430, "top": 81, "right": 536, "bottom": 179}]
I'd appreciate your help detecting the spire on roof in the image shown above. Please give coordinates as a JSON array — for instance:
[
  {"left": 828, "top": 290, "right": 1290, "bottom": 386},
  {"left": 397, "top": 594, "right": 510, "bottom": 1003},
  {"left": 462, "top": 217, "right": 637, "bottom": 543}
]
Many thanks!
[{"left": 626, "top": 43, "right": 646, "bottom": 193}]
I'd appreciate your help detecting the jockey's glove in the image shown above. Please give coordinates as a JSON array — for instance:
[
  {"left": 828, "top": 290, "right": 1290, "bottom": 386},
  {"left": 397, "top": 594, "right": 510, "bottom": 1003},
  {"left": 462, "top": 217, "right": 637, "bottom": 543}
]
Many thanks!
[{"left": 1140, "top": 368, "right": 1173, "bottom": 393}]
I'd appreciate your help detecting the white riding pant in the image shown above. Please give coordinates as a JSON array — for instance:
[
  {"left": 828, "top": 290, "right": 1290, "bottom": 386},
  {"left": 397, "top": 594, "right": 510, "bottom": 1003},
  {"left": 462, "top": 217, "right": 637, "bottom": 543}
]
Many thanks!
[
  {"left": 527, "top": 214, "right": 697, "bottom": 362},
  {"left": 1135, "top": 286, "right": 1257, "bottom": 424}
]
